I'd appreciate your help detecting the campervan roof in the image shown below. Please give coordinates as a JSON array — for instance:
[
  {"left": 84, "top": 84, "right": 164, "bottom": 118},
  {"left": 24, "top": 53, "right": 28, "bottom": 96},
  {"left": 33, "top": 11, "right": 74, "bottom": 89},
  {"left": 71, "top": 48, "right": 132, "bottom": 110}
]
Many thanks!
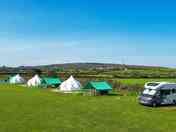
[{"left": 144, "top": 82, "right": 169, "bottom": 90}]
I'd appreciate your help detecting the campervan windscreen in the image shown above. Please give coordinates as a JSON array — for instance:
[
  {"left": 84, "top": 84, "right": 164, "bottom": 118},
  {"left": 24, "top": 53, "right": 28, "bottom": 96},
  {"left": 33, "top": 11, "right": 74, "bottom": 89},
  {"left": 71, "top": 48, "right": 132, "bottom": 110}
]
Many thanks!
[{"left": 142, "top": 89, "right": 157, "bottom": 96}]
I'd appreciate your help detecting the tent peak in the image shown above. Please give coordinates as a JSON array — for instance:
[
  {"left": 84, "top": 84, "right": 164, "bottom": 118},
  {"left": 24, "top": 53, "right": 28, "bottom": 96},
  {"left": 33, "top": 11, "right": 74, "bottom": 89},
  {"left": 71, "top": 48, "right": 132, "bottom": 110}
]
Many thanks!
[{"left": 59, "top": 75, "right": 81, "bottom": 91}]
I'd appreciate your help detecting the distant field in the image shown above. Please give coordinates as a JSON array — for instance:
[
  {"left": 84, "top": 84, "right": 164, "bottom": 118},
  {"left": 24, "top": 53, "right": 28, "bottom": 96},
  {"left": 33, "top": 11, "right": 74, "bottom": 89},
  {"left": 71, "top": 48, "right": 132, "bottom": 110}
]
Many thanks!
[
  {"left": 0, "top": 84, "right": 176, "bottom": 132},
  {"left": 116, "top": 78, "right": 176, "bottom": 87}
]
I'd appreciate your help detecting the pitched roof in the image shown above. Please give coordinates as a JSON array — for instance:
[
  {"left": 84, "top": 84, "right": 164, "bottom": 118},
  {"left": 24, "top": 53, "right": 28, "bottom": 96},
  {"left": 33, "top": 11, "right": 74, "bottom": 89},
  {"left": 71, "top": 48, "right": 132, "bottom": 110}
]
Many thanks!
[
  {"left": 84, "top": 81, "right": 112, "bottom": 90},
  {"left": 27, "top": 75, "right": 42, "bottom": 87},
  {"left": 60, "top": 75, "right": 81, "bottom": 91},
  {"left": 43, "top": 78, "right": 62, "bottom": 85}
]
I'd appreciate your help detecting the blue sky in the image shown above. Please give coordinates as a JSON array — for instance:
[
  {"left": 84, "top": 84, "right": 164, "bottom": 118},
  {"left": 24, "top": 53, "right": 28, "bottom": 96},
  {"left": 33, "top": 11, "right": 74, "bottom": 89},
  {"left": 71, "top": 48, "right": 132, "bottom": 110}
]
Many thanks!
[{"left": 1, "top": 0, "right": 176, "bottom": 67}]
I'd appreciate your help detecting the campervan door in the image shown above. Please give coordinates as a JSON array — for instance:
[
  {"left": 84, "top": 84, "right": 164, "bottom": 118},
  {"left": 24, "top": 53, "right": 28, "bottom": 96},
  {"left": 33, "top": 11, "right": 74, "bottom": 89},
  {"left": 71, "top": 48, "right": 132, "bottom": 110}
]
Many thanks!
[{"left": 159, "top": 84, "right": 176, "bottom": 105}]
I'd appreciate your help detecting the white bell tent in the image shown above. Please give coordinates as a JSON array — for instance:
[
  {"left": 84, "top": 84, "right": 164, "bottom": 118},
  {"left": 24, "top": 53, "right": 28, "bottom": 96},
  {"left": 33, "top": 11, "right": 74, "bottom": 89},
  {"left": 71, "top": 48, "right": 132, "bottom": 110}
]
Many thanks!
[
  {"left": 27, "top": 75, "right": 42, "bottom": 87},
  {"left": 9, "top": 74, "right": 25, "bottom": 84},
  {"left": 60, "top": 75, "right": 81, "bottom": 92}
]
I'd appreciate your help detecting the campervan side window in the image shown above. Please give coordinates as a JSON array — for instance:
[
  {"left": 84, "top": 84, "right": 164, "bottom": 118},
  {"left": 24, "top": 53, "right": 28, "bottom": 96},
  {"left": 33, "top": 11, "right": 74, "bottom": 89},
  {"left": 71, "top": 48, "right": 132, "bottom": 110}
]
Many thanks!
[
  {"left": 160, "top": 90, "right": 171, "bottom": 96},
  {"left": 172, "top": 89, "right": 176, "bottom": 93}
]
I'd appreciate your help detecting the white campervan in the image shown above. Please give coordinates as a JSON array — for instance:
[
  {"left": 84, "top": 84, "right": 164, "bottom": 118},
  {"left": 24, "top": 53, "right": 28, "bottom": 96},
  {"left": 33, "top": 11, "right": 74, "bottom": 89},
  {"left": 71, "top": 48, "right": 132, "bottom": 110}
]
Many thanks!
[{"left": 139, "top": 82, "right": 176, "bottom": 107}]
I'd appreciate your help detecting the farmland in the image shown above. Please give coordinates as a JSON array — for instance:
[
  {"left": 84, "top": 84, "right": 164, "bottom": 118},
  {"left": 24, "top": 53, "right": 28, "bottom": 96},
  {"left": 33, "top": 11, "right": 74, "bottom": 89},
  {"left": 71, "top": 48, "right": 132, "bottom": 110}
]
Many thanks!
[
  {"left": 111, "top": 78, "right": 176, "bottom": 92},
  {"left": 2, "top": 62, "right": 176, "bottom": 92},
  {"left": 0, "top": 84, "right": 176, "bottom": 132},
  {"left": 117, "top": 78, "right": 176, "bottom": 87}
]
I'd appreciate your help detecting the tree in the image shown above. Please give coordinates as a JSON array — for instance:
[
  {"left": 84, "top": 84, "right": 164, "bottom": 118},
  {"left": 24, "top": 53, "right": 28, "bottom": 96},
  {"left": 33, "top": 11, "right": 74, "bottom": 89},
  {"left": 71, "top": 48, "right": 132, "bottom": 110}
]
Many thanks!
[
  {"left": 47, "top": 70, "right": 58, "bottom": 78},
  {"left": 33, "top": 69, "right": 42, "bottom": 75}
]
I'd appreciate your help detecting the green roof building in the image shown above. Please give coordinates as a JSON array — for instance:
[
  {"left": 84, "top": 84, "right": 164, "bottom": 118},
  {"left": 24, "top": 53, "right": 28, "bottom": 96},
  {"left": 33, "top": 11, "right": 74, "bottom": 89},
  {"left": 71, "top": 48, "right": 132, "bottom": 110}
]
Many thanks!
[
  {"left": 42, "top": 78, "right": 62, "bottom": 88},
  {"left": 84, "top": 81, "right": 112, "bottom": 95}
]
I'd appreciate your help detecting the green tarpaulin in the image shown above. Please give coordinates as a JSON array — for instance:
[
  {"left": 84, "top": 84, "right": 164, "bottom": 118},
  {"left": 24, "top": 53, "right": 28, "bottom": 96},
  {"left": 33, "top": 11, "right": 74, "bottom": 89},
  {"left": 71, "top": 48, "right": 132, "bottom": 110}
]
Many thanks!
[
  {"left": 42, "top": 78, "right": 62, "bottom": 85},
  {"left": 84, "top": 81, "right": 112, "bottom": 91}
]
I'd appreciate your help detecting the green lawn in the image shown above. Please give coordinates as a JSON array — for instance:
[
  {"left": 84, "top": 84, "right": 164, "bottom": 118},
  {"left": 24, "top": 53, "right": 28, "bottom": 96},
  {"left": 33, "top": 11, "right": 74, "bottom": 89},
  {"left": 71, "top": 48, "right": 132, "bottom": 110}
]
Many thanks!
[
  {"left": 0, "top": 84, "right": 176, "bottom": 132},
  {"left": 117, "top": 78, "right": 176, "bottom": 86}
]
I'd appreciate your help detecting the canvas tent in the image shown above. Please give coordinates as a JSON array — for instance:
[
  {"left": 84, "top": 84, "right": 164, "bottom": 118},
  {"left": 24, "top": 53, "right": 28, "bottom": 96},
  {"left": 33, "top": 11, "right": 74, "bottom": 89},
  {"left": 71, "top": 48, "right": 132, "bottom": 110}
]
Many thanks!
[
  {"left": 27, "top": 75, "right": 42, "bottom": 87},
  {"left": 42, "top": 77, "right": 62, "bottom": 88},
  {"left": 84, "top": 81, "right": 112, "bottom": 95},
  {"left": 9, "top": 74, "right": 25, "bottom": 84},
  {"left": 59, "top": 75, "right": 81, "bottom": 92}
]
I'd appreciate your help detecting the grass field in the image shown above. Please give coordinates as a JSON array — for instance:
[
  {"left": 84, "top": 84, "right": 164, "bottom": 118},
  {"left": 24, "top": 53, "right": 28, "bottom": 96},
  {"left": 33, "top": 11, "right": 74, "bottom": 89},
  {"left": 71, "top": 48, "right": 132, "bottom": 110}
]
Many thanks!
[
  {"left": 117, "top": 78, "right": 176, "bottom": 86},
  {"left": 0, "top": 84, "right": 176, "bottom": 132}
]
